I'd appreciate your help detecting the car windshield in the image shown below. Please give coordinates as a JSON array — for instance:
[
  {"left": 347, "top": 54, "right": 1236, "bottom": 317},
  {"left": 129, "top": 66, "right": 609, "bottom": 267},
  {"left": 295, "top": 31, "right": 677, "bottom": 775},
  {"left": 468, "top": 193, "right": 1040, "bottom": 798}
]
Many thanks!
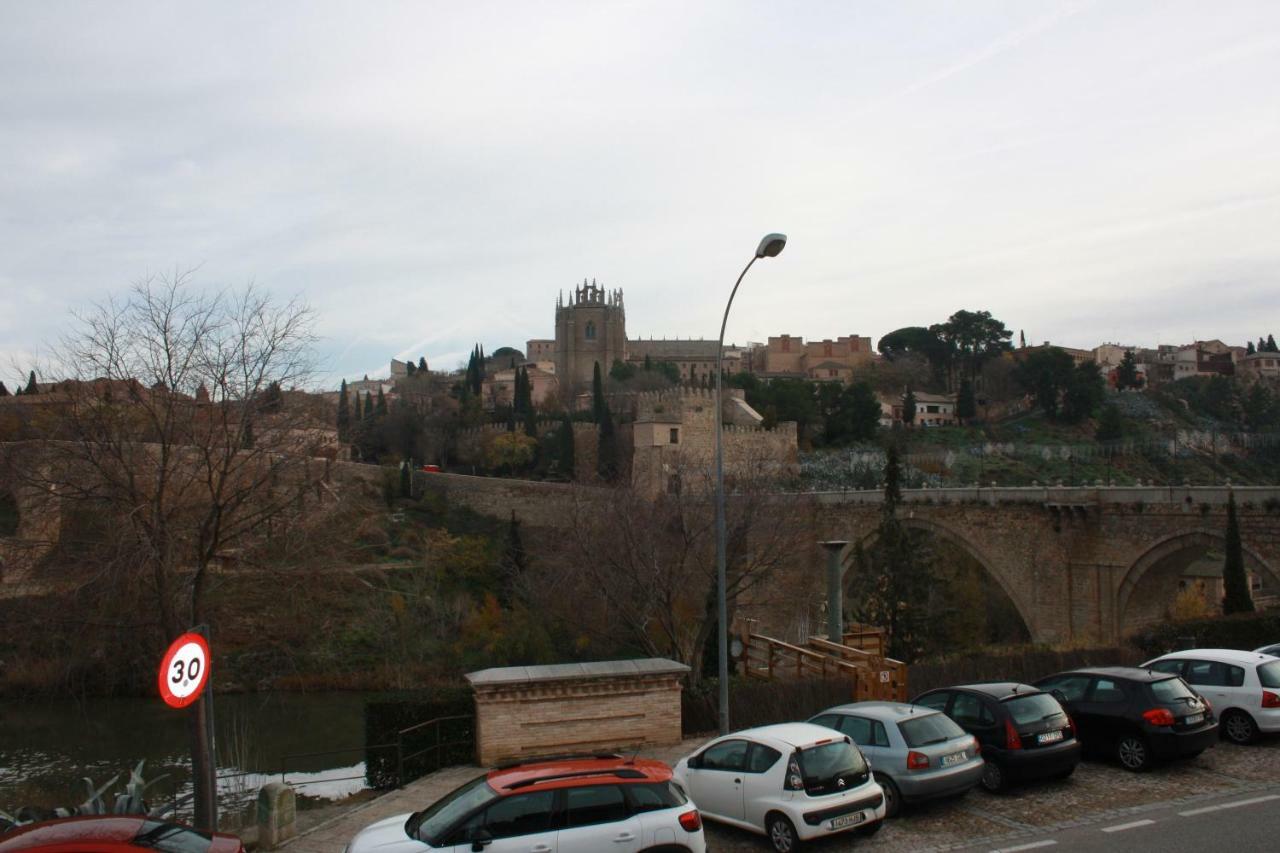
[
  {"left": 1003, "top": 693, "right": 1066, "bottom": 725},
  {"left": 1150, "top": 677, "right": 1197, "bottom": 703},
  {"left": 1258, "top": 661, "right": 1280, "bottom": 689},
  {"left": 898, "top": 712, "right": 966, "bottom": 747},
  {"left": 798, "top": 740, "right": 866, "bottom": 784},
  {"left": 409, "top": 775, "right": 498, "bottom": 844},
  {"left": 134, "top": 821, "right": 213, "bottom": 853}
]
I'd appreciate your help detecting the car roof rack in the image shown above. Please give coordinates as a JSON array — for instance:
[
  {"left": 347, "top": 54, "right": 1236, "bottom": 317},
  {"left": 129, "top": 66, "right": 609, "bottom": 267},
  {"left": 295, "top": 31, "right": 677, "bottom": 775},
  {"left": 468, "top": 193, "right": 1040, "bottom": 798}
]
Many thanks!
[
  {"left": 494, "top": 752, "right": 622, "bottom": 770},
  {"left": 504, "top": 767, "right": 647, "bottom": 790}
]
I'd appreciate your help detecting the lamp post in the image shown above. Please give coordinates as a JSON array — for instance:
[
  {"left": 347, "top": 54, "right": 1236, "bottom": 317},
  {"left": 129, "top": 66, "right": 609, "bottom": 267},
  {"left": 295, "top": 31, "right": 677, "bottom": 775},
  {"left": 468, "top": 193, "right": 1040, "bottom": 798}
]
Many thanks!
[{"left": 714, "top": 232, "right": 786, "bottom": 735}]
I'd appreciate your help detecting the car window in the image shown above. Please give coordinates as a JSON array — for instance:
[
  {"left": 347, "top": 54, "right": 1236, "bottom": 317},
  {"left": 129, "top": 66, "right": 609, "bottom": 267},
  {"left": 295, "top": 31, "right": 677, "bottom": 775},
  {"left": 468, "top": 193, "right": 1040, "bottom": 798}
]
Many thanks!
[
  {"left": 1003, "top": 693, "right": 1066, "bottom": 725},
  {"left": 746, "top": 743, "right": 782, "bottom": 773},
  {"left": 915, "top": 692, "right": 950, "bottom": 713},
  {"left": 951, "top": 693, "right": 994, "bottom": 727},
  {"left": 1184, "top": 660, "right": 1227, "bottom": 687},
  {"left": 414, "top": 775, "right": 498, "bottom": 844},
  {"left": 1040, "top": 675, "right": 1091, "bottom": 703},
  {"left": 1149, "top": 659, "right": 1185, "bottom": 676},
  {"left": 1150, "top": 677, "right": 1197, "bottom": 703},
  {"left": 809, "top": 714, "right": 841, "bottom": 731},
  {"left": 1225, "top": 664, "right": 1245, "bottom": 687},
  {"left": 1258, "top": 661, "right": 1280, "bottom": 689},
  {"left": 871, "top": 720, "right": 891, "bottom": 748},
  {"left": 898, "top": 712, "right": 966, "bottom": 747},
  {"left": 1087, "top": 678, "right": 1127, "bottom": 703},
  {"left": 838, "top": 715, "right": 874, "bottom": 746},
  {"left": 478, "top": 790, "right": 556, "bottom": 839},
  {"left": 564, "top": 785, "right": 629, "bottom": 828},
  {"left": 624, "top": 782, "right": 686, "bottom": 813},
  {"left": 700, "top": 739, "right": 749, "bottom": 771},
  {"left": 135, "top": 821, "right": 213, "bottom": 853}
]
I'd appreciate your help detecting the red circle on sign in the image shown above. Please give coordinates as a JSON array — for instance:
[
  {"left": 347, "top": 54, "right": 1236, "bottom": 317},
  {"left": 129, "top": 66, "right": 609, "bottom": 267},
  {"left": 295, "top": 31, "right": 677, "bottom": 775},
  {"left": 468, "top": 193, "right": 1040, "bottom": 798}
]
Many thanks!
[{"left": 157, "top": 632, "right": 211, "bottom": 709}]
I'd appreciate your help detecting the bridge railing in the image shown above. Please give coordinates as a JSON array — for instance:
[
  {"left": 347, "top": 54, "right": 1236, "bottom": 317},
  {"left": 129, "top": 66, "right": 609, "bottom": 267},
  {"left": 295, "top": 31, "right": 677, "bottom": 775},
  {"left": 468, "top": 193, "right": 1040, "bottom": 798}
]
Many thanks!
[
  {"left": 806, "top": 484, "right": 1280, "bottom": 506},
  {"left": 741, "top": 633, "right": 907, "bottom": 702}
]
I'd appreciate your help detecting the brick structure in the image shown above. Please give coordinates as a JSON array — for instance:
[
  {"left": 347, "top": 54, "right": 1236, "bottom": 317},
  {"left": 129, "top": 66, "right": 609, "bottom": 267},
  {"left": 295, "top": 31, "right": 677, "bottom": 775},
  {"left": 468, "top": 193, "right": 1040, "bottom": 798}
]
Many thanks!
[{"left": 466, "top": 659, "right": 690, "bottom": 766}]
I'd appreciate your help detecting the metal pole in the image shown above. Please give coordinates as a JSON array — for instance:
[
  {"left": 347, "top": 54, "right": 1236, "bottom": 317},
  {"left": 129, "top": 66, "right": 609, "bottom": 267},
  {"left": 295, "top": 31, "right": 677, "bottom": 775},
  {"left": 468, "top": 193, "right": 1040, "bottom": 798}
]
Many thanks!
[
  {"left": 821, "top": 542, "right": 850, "bottom": 643},
  {"left": 715, "top": 254, "right": 757, "bottom": 736}
]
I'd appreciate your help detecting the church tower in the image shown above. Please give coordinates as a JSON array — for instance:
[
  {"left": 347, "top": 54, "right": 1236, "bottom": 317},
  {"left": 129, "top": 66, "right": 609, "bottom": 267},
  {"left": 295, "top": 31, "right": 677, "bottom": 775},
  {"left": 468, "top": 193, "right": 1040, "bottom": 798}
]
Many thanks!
[{"left": 554, "top": 279, "right": 627, "bottom": 398}]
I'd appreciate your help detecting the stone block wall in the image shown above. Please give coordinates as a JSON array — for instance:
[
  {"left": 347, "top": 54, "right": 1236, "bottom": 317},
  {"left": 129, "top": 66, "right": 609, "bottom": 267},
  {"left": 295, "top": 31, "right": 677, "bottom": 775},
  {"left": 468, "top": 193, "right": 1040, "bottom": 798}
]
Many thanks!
[{"left": 466, "top": 660, "right": 689, "bottom": 766}]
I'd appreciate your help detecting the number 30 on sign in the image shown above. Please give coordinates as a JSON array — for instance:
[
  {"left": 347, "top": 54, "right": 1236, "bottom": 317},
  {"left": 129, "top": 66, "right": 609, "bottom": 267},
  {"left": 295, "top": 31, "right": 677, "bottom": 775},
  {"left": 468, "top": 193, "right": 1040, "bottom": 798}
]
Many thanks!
[{"left": 158, "top": 632, "right": 211, "bottom": 709}]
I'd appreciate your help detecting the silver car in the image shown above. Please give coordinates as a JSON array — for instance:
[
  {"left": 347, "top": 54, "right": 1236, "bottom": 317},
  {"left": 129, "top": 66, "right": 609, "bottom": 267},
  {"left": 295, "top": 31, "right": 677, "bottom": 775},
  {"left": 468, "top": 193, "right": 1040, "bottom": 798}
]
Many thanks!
[{"left": 809, "top": 702, "right": 983, "bottom": 817}]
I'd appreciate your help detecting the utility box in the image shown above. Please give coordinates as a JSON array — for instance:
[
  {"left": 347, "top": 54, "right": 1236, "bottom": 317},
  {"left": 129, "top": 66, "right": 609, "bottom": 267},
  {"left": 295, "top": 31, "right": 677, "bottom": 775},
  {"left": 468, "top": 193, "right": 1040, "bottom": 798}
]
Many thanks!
[{"left": 466, "top": 659, "right": 689, "bottom": 766}]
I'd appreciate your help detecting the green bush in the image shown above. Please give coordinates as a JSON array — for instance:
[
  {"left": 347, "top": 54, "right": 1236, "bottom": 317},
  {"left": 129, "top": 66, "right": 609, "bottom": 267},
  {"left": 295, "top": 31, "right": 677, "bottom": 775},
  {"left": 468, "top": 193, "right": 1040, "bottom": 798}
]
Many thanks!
[
  {"left": 1130, "top": 611, "right": 1280, "bottom": 657},
  {"left": 364, "top": 687, "right": 475, "bottom": 787}
]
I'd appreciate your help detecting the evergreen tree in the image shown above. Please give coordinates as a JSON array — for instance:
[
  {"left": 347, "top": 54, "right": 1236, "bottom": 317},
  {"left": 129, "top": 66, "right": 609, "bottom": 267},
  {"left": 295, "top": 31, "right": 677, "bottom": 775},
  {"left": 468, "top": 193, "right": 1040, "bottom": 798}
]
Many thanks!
[
  {"left": 1246, "top": 341, "right": 1256, "bottom": 355},
  {"left": 598, "top": 403, "right": 618, "bottom": 481},
  {"left": 956, "top": 378, "right": 976, "bottom": 423},
  {"left": 418, "top": 356, "right": 428, "bottom": 372},
  {"left": 405, "top": 361, "right": 416, "bottom": 377},
  {"left": 506, "top": 406, "right": 516, "bottom": 433},
  {"left": 1269, "top": 334, "right": 1278, "bottom": 353},
  {"left": 337, "top": 379, "right": 351, "bottom": 441},
  {"left": 557, "top": 413, "right": 576, "bottom": 480},
  {"left": 523, "top": 403, "right": 538, "bottom": 439},
  {"left": 1116, "top": 350, "right": 1142, "bottom": 390},
  {"left": 400, "top": 461, "right": 411, "bottom": 498},
  {"left": 1260, "top": 337, "right": 1268, "bottom": 354},
  {"left": 1019, "top": 330, "right": 1026, "bottom": 349},
  {"left": 643, "top": 353, "right": 653, "bottom": 371},
  {"left": 592, "top": 362, "right": 605, "bottom": 424},
  {"left": 1222, "top": 492, "right": 1254, "bottom": 614},
  {"left": 902, "top": 387, "right": 916, "bottom": 425},
  {"left": 0, "top": 381, "right": 8, "bottom": 397},
  {"left": 1096, "top": 404, "right": 1124, "bottom": 443},
  {"left": 13, "top": 387, "right": 21, "bottom": 396},
  {"left": 363, "top": 391, "right": 374, "bottom": 420},
  {"left": 500, "top": 511, "right": 528, "bottom": 607},
  {"left": 375, "top": 386, "right": 387, "bottom": 417},
  {"left": 24, "top": 370, "right": 37, "bottom": 395}
]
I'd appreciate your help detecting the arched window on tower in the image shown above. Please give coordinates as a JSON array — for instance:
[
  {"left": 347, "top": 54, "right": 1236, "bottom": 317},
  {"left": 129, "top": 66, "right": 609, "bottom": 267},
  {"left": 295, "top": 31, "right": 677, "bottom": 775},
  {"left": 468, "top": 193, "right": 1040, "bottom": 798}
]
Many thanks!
[{"left": 585, "top": 321, "right": 596, "bottom": 340}]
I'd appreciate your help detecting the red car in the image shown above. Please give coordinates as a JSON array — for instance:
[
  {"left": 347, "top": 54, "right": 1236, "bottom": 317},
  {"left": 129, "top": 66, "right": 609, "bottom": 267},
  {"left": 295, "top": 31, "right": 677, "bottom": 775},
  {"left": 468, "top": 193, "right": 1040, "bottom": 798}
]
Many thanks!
[{"left": 0, "top": 816, "right": 245, "bottom": 853}]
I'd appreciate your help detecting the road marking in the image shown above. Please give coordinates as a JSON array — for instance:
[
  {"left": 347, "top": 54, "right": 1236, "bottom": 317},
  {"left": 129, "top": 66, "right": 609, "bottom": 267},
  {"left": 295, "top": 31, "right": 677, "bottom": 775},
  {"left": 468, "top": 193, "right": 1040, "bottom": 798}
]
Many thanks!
[
  {"left": 1178, "top": 793, "right": 1280, "bottom": 817},
  {"left": 1101, "top": 819, "right": 1154, "bottom": 833},
  {"left": 991, "top": 842, "right": 1057, "bottom": 853}
]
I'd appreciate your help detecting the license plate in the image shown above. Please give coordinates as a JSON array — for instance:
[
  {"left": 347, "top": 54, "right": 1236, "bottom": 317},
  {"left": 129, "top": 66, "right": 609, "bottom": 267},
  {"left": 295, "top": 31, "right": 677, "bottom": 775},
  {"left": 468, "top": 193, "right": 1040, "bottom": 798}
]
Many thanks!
[
  {"left": 1185, "top": 713, "right": 1204, "bottom": 725},
  {"left": 941, "top": 751, "right": 967, "bottom": 767},
  {"left": 1038, "top": 730, "right": 1064, "bottom": 745},
  {"left": 829, "top": 811, "right": 866, "bottom": 830}
]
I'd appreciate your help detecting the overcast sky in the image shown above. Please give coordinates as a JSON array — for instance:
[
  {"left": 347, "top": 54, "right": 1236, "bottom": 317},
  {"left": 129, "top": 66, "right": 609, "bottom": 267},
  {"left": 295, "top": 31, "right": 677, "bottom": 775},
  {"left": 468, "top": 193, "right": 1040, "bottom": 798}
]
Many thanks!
[{"left": 2, "top": 1, "right": 1278, "bottom": 388}]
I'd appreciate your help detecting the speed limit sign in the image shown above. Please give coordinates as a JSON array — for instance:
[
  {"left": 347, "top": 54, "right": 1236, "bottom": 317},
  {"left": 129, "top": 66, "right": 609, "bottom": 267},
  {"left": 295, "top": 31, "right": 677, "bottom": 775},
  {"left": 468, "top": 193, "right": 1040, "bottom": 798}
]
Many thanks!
[{"left": 158, "top": 632, "right": 211, "bottom": 709}]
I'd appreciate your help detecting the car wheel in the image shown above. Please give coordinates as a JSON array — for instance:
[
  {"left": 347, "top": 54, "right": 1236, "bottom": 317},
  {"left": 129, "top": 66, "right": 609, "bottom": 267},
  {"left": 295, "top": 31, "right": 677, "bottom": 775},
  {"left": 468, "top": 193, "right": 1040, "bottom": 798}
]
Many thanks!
[
  {"left": 876, "top": 773, "right": 902, "bottom": 818},
  {"left": 1053, "top": 764, "right": 1076, "bottom": 780},
  {"left": 1116, "top": 734, "right": 1150, "bottom": 771},
  {"left": 1222, "top": 710, "right": 1258, "bottom": 745},
  {"left": 767, "top": 813, "right": 801, "bottom": 853},
  {"left": 980, "top": 760, "right": 1006, "bottom": 792}
]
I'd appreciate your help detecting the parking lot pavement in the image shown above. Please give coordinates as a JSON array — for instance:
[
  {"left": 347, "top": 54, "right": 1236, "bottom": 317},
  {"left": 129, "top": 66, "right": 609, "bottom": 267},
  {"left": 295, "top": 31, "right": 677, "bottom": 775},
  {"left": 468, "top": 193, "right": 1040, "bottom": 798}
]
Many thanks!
[{"left": 702, "top": 738, "right": 1280, "bottom": 852}]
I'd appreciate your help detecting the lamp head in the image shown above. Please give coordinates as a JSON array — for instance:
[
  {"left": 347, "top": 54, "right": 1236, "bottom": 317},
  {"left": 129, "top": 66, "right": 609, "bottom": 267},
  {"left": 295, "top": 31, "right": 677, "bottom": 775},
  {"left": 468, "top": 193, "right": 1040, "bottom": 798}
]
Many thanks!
[{"left": 755, "top": 233, "right": 787, "bottom": 259}]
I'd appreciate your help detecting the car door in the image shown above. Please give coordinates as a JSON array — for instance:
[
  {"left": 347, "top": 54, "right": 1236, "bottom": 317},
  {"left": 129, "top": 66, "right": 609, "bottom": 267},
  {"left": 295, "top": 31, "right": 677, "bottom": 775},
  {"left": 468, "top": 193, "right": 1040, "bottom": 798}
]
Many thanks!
[
  {"left": 556, "top": 784, "right": 641, "bottom": 853},
  {"left": 741, "top": 741, "right": 783, "bottom": 829},
  {"left": 950, "top": 692, "right": 1000, "bottom": 751},
  {"left": 1038, "top": 675, "right": 1094, "bottom": 742},
  {"left": 1078, "top": 677, "right": 1131, "bottom": 745},
  {"left": 1182, "top": 659, "right": 1236, "bottom": 709},
  {"left": 444, "top": 789, "right": 558, "bottom": 853},
  {"left": 683, "top": 738, "right": 749, "bottom": 823},
  {"left": 836, "top": 714, "right": 889, "bottom": 771}
]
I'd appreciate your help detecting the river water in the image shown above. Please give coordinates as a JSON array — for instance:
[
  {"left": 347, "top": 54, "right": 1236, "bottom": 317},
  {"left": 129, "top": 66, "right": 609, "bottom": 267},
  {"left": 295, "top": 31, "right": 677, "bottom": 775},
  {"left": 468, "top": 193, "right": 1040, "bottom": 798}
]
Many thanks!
[{"left": 0, "top": 692, "right": 374, "bottom": 821}]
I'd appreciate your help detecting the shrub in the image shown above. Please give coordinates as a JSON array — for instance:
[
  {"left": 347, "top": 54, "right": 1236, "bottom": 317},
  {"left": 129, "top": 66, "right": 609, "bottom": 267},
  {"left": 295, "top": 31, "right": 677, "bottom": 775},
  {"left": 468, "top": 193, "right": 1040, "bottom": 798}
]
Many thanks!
[{"left": 1130, "top": 611, "right": 1280, "bottom": 658}]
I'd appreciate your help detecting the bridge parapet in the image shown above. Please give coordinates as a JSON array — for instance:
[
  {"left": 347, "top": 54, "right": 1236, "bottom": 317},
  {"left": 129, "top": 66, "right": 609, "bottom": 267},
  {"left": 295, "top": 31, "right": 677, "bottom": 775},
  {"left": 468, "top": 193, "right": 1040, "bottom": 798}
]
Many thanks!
[{"left": 808, "top": 485, "right": 1280, "bottom": 507}]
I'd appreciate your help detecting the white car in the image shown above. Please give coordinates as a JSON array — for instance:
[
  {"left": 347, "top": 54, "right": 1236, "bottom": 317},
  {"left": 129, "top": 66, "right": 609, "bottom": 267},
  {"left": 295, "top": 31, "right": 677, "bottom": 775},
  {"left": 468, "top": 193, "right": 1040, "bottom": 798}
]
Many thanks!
[
  {"left": 346, "top": 754, "right": 706, "bottom": 853},
  {"left": 1142, "top": 648, "right": 1280, "bottom": 744},
  {"left": 672, "top": 723, "right": 885, "bottom": 853}
]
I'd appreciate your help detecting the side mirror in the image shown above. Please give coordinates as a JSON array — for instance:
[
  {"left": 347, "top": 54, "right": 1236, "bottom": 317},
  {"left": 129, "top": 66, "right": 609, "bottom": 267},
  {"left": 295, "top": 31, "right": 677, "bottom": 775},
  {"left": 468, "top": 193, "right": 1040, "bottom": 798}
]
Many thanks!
[{"left": 470, "top": 829, "right": 493, "bottom": 852}]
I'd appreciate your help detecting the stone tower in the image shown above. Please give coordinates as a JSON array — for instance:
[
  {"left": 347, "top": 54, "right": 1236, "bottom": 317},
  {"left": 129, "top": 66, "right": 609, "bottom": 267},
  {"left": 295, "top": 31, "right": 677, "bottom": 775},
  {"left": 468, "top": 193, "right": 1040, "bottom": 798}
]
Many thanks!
[{"left": 554, "top": 279, "right": 627, "bottom": 397}]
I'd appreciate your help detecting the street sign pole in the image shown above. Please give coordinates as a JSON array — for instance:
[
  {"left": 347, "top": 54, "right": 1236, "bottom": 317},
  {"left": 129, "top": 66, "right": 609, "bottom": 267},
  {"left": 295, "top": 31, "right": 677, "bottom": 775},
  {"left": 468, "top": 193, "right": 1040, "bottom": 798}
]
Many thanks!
[
  {"left": 193, "top": 625, "right": 217, "bottom": 830},
  {"left": 157, "top": 628, "right": 216, "bottom": 829}
]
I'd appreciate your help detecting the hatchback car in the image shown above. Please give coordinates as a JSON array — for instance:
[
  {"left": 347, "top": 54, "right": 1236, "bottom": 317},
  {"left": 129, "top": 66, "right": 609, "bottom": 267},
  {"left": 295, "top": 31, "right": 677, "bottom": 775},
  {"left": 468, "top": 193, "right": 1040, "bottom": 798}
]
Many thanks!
[
  {"left": 0, "top": 816, "right": 244, "bottom": 853},
  {"left": 672, "top": 722, "right": 885, "bottom": 852},
  {"left": 346, "top": 754, "right": 705, "bottom": 853},
  {"left": 808, "top": 702, "right": 982, "bottom": 816},
  {"left": 912, "top": 683, "right": 1080, "bottom": 792},
  {"left": 1034, "top": 667, "right": 1217, "bottom": 771},
  {"left": 1142, "top": 648, "right": 1280, "bottom": 744}
]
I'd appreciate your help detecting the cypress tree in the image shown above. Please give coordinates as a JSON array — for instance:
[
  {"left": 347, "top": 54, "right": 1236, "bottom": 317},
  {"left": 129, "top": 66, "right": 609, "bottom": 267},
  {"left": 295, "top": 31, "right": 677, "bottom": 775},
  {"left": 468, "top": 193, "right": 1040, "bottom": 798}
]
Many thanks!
[
  {"left": 1222, "top": 492, "right": 1254, "bottom": 614},
  {"left": 592, "top": 362, "right": 605, "bottom": 424},
  {"left": 644, "top": 353, "right": 652, "bottom": 371},
  {"left": 523, "top": 404, "right": 538, "bottom": 438},
  {"left": 405, "top": 361, "right": 416, "bottom": 377},
  {"left": 363, "top": 391, "right": 374, "bottom": 420},
  {"left": 337, "top": 379, "right": 351, "bottom": 440},
  {"left": 557, "top": 413, "right": 575, "bottom": 479},
  {"left": 1247, "top": 341, "right": 1257, "bottom": 355},
  {"left": 13, "top": 387, "right": 21, "bottom": 396},
  {"left": 375, "top": 386, "right": 388, "bottom": 417},
  {"left": 399, "top": 461, "right": 411, "bottom": 498},
  {"left": 902, "top": 388, "right": 917, "bottom": 425},
  {"left": 598, "top": 403, "right": 617, "bottom": 482},
  {"left": 0, "top": 381, "right": 8, "bottom": 397},
  {"left": 1269, "top": 334, "right": 1278, "bottom": 353},
  {"left": 500, "top": 511, "right": 528, "bottom": 607},
  {"left": 418, "top": 356, "right": 428, "bottom": 372},
  {"left": 24, "top": 370, "right": 37, "bottom": 395},
  {"left": 957, "top": 379, "right": 976, "bottom": 422}
]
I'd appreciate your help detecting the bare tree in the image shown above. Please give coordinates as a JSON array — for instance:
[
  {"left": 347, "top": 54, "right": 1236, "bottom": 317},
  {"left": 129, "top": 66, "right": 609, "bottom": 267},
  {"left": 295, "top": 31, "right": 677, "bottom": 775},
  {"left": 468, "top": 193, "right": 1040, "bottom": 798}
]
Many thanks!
[{"left": 12, "top": 270, "right": 318, "bottom": 827}]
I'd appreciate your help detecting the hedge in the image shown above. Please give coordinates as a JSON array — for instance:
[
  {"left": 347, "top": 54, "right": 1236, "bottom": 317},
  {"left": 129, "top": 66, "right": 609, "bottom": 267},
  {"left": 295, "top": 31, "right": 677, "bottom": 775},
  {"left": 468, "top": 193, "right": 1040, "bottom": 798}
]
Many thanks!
[
  {"left": 1130, "top": 611, "right": 1280, "bottom": 658},
  {"left": 364, "top": 686, "right": 475, "bottom": 788}
]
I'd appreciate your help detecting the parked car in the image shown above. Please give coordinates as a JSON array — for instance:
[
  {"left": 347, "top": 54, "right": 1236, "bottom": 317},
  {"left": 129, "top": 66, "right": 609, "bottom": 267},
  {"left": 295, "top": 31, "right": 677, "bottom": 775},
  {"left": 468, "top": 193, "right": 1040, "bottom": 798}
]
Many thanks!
[
  {"left": 1034, "top": 666, "right": 1218, "bottom": 771},
  {"left": 346, "top": 753, "right": 705, "bottom": 853},
  {"left": 0, "top": 816, "right": 245, "bottom": 853},
  {"left": 1253, "top": 642, "right": 1280, "bottom": 657},
  {"left": 807, "top": 701, "right": 983, "bottom": 815},
  {"left": 1142, "top": 648, "right": 1280, "bottom": 744},
  {"left": 910, "top": 683, "right": 1080, "bottom": 792},
  {"left": 672, "top": 722, "right": 885, "bottom": 853}
]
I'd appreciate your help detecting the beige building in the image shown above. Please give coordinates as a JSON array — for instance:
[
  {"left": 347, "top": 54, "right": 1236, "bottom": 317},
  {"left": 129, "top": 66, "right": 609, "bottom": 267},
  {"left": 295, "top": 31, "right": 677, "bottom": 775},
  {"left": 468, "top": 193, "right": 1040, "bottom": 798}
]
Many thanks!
[
  {"left": 1239, "top": 351, "right": 1280, "bottom": 381},
  {"left": 759, "top": 334, "right": 874, "bottom": 380},
  {"left": 482, "top": 364, "right": 559, "bottom": 409}
]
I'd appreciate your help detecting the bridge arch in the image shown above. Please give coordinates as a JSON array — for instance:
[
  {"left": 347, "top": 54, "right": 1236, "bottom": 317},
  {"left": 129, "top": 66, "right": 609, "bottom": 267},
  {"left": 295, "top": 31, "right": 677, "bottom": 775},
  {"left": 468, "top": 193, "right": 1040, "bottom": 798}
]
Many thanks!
[
  {"left": 1117, "top": 530, "right": 1280, "bottom": 632},
  {"left": 847, "top": 516, "right": 1037, "bottom": 644}
]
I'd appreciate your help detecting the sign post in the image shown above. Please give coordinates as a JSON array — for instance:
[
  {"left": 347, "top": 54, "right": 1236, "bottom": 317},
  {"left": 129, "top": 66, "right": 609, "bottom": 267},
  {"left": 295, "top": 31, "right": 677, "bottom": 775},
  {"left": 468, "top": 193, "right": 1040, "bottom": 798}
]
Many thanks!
[{"left": 158, "top": 628, "right": 217, "bottom": 829}]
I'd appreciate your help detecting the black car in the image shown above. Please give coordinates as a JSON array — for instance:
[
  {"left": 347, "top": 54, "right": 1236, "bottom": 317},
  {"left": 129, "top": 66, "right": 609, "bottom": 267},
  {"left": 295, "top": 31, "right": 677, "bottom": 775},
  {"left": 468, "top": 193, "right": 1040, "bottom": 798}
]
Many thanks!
[
  {"left": 1034, "top": 667, "right": 1218, "bottom": 771},
  {"left": 912, "top": 683, "right": 1081, "bottom": 792}
]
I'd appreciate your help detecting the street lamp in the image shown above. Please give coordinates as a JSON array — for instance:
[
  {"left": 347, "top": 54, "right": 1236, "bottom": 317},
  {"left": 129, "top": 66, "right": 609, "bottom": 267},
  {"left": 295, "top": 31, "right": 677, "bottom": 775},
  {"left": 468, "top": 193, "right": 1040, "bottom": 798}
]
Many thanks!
[{"left": 714, "top": 232, "right": 786, "bottom": 735}]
